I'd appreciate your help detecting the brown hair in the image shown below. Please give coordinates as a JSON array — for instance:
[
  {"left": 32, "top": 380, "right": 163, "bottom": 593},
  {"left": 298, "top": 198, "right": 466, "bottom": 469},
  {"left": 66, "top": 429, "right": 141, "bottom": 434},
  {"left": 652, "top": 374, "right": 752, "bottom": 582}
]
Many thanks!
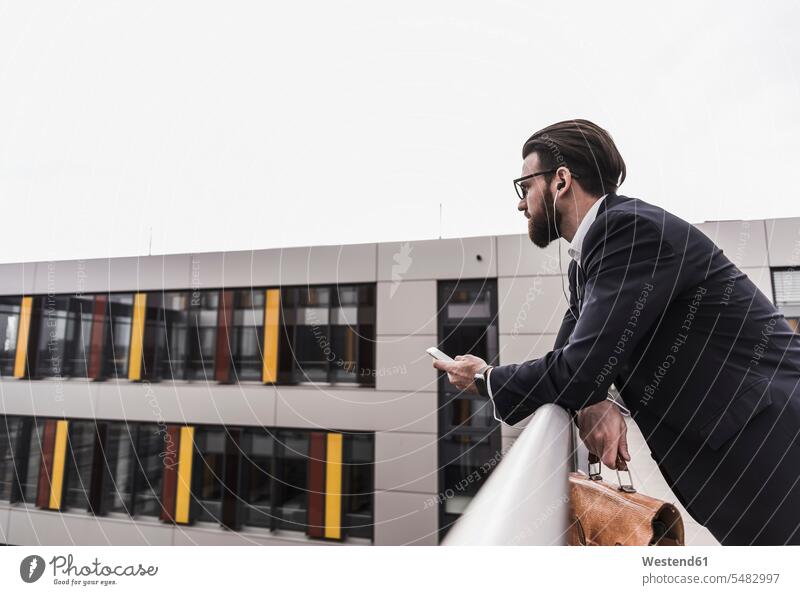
[{"left": 522, "top": 119, "right": 626, "bottom": 196}]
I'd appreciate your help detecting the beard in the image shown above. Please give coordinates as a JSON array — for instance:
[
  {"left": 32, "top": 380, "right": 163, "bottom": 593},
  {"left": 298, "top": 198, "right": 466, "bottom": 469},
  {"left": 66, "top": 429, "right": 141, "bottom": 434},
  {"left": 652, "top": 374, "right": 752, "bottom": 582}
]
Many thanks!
[{"left": 528, "top": 187, "right": 562, "bottom": 248}]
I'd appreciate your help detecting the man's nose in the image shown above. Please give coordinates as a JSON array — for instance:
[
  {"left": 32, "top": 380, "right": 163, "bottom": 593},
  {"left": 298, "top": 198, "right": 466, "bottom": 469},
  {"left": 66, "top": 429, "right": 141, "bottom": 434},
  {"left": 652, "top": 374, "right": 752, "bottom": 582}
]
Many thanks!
[{"left": 518, "top": 198, "right": 527, "bottom": 212}]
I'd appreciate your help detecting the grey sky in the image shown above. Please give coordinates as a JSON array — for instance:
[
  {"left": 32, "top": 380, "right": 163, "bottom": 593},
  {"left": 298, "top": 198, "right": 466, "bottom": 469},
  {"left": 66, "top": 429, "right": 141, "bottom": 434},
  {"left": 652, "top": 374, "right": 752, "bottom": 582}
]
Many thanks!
[{"left": 1, "top": 1, "right": 798, "bottom": 263}]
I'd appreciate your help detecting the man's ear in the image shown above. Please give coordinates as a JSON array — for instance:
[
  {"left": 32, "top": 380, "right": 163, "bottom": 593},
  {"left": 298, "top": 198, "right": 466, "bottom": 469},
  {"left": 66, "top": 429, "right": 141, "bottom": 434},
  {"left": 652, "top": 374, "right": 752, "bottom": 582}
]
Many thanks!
[{"left": 554, "top": 166, "right": 572, "bottom": 194}]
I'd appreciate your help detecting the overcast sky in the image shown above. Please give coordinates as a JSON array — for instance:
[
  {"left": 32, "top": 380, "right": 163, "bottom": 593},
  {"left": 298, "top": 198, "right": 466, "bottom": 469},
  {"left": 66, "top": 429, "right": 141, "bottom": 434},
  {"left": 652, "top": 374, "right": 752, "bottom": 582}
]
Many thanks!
[{"left": 1, "top": 1, "right": 798, "bottom": 263}]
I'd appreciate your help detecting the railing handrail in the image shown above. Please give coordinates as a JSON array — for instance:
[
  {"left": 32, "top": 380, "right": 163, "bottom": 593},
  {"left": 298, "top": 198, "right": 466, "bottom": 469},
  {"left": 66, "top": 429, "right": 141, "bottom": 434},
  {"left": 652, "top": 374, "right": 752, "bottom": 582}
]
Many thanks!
[{"left": 441, "top": 404, "right": 573, "bottom": 545}]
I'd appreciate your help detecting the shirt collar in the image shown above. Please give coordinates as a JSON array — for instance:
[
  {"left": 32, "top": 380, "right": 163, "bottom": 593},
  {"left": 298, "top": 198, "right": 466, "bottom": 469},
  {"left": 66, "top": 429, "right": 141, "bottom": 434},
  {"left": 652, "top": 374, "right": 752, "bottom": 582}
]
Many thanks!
[{"left": 567, "top": 194, "right": 607, "bottom": 264}]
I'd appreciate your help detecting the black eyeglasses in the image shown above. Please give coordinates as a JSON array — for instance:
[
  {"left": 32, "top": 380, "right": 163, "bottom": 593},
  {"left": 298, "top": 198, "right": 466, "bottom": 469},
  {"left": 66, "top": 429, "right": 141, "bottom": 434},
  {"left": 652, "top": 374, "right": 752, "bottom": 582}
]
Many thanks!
[{"left": 513, "top": 169, "right": 580, "bottom": 200}]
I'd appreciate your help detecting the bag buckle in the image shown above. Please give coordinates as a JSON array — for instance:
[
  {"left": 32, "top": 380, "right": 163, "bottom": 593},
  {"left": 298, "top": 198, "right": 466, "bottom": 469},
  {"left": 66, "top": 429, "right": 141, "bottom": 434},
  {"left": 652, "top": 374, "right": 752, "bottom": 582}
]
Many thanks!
[
  {"left": 615, "top": 457, "right": 636, "bottom": 493},
  {"left": 588, "top": 453, "right": 602, "bottom": 481}
]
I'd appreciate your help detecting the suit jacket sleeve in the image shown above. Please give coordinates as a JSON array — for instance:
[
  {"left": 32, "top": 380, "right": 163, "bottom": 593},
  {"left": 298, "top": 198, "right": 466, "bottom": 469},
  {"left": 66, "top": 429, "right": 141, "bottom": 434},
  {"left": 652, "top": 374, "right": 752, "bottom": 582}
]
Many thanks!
[{"left": 488, "top": 211, "right": 680, "bottom": 425}]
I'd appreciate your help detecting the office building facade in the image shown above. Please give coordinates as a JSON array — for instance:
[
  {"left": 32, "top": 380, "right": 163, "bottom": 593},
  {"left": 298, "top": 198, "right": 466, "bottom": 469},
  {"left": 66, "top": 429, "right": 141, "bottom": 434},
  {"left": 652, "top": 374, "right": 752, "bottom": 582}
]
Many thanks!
[{"left": 0, "top": 216, "right": 798, "bottom": 545}]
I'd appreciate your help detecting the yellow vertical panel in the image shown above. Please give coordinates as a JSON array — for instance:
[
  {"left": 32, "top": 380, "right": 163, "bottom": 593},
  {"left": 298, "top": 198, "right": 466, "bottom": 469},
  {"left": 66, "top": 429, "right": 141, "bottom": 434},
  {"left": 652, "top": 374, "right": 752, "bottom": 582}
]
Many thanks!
[
  {"left": 325, "top": 432, "right": 343, "bottom": 539},
  {"left": 262, "top": 289, "right": 280, "bottom": 383},
  {"left": 128, "top": 293, "right": 147, "bottom": 381},
  {"left": 49, "top": 420, "right": 69, "bottom": 510},
  {"left": 175, "top": 426, "right": 195, "bottom": 524},
  {"left": 13, "top": 296, "right": 33, "bottom": 378}
]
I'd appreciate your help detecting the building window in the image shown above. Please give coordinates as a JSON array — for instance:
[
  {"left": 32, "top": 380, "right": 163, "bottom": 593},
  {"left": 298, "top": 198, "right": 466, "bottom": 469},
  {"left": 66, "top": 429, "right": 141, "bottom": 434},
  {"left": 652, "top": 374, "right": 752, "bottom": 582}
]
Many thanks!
[
  {"left": 143, "top": 292, "right": 191, "bottom": 381},
  {"left": 0, "top": 416, "right": 22, "bottom": 501},
  {"left": 102, "top": 294, "right": 134, "bottom": 378},
  {"left": 191, "top": 427, "right": 225, "bottom": 523},
  {"left": 65, "top": 296, "right": 95, "bottom": 378},
  {"left": 440, "top": 433, "right": 494, "bottom": 520},
  {"left": 63, "top": 420, "right": 97, "bottom": 511},
  {"left": 186, "top": 291, "right": 219, "bottom": 380},
  {"left": 0, "top": 298, "right": 21, "bottom": 377},
  {"left": 97, "top": 422, "right": 167, "bottom": 519},
  {"left": 131, "top": 424, "right": 166, "bottom": 518},
  {"left": 436, "top": 279, "right": 501, "bottom": 539},
  {"left": 34, "top": 295, "right": 94, "bottom": 379},
  {"left": 241, "top": 427, "right": 273, "bottom": 529},
  {"left": 231, "top": 290, "right": 265, "bottom": 381},
  {"left": 273, "top": 429, "right": 309, "bottom": 532},
  {"left": 342, "top": 432, "right": 374, "bottom": 540},
  {"left": 772, "top": 268, "right": 800, "bottom": 332},
  {"left": 2, "top": 417, "right": 375, "bottom": 541},
  {"left": 279, "top": 285, "right": 375, "bottom": 385},
  {"left": 102, "top": 422, "right": 137, "bottom": 514},
  {"left": 19, "top": 418, "right": 45, "bottom": 504}
]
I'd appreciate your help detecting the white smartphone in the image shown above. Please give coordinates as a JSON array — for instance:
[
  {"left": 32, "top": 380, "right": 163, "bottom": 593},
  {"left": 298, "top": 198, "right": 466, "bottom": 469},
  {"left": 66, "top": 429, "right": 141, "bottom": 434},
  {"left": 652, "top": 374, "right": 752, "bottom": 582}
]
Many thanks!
[{"left": 426, "top": 346, "right": 454, "bottom": 362}]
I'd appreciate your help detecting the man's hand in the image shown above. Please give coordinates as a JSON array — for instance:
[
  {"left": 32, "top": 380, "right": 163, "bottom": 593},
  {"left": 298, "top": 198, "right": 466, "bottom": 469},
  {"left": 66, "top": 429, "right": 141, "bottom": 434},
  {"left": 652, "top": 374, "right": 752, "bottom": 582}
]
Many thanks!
[
  {"left": 432, "top": 354, "right": 488, "bottom": 394},
  {"left": 576, "top": 399, "right": 631, "bottom": 469}
]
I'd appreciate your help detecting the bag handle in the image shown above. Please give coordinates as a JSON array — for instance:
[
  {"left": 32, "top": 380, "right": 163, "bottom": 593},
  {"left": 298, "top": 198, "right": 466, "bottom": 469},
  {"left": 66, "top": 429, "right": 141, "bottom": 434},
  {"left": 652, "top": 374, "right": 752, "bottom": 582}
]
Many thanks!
[{"left": 587, "top": 452, "right": 636, "bottom": 493}]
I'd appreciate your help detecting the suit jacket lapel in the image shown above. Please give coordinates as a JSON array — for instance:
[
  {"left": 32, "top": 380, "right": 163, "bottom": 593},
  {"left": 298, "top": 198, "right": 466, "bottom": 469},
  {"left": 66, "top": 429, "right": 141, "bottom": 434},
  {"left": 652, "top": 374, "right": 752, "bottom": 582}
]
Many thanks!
[{"left": 577, "top": 192, "right": 624, "bottom": 307}]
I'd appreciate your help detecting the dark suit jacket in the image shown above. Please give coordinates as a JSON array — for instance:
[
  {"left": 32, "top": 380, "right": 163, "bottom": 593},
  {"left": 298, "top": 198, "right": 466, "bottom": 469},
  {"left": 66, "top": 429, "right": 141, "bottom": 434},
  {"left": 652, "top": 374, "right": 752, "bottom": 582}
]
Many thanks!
[{"left": 488, "top": 192, "right": 800, "bottom": 544}]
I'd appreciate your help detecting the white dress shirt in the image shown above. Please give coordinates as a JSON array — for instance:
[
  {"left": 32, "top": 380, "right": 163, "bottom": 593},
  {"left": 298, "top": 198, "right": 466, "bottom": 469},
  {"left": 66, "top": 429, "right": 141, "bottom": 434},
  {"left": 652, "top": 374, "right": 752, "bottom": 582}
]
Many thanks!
[
  {"left": 567, "top": 193, "right": 607, "bottom": 265},
  {"left": 486, "top": 194, "right": 630, "bottom": 422}
]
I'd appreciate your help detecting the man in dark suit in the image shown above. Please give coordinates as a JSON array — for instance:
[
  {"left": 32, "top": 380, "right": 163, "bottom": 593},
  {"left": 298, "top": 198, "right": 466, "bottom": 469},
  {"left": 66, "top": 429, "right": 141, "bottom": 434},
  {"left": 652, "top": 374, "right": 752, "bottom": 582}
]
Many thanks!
[{"left": 434, "top": 119, "right": 800, "bottom": 545}]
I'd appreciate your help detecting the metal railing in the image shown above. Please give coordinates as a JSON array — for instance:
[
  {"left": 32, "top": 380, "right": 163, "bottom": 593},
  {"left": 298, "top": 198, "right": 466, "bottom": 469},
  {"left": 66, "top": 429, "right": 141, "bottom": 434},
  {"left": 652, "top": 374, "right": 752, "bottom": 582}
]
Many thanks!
[{"left": 442, "top": 404, "right": 574, "bottom": 545}]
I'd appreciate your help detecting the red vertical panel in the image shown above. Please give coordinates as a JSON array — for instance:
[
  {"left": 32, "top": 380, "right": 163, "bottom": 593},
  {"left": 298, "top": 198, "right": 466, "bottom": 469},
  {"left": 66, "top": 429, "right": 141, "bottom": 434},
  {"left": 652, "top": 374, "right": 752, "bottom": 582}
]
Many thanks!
[
  {"left": 35, "top": 420, "right": 57, "bottom": 508},
  {"left": 159, "top": 425, "right": 180, "bottom": 523},
  {"left": 88, "top": 295, "right": 107, "bottom": 379},
  {"left": 215, "top": 290, "right": 234, "bottom": 383},
  {"left": 307, "top": 431, "right": 326, "bottom": 538}
]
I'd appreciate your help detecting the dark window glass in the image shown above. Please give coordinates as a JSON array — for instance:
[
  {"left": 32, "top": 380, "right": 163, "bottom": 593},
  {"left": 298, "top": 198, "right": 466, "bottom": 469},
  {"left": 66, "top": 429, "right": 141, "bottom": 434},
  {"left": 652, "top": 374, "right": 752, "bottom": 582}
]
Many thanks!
[
  {"left": 241, "top": 428, "right": 273, "bottom": 528},
  {"left": 279, "top": 285, "right": 375, "bottom": 385},
  {"left": 331, "top": 326, "right": 357, "bottom": 383},
  {"left": 191, "top": 427, "right": 225, "bottom": 523},
  {"left": 20, "top": 419, "right": 44, "bottom": 504},
  {"left": 439, "top": 281, "right": 498, "bottom": 433},
  {"left": 35, "top": 295, "right": 94, "bottom": 378},
  {"left": 186, "top": 291, "right": 218, "bottom": 380},
  {"left": 296, "top": 286, "right": 330, "bottom": 382},
  {"left": 231, "top": 290, "right": 265, "bottom": 380},
  {"left": 102, "top": 422, "right": 137, "bottom": 514},
  {"left": 0, "top": 298, "right": 21, "bottom": 377},
  {"left": 437, "top": 280, "right": 501, "bottom": 540},
  {"left": 445, "top": 285, "right": 493, "bottom": 319},
  {"left": 274, "top": 430, "right": 308, "bottom": 532},
  {"left": 0, "top": 416, "right": 22, "bottom": 501},
  {"left": 441, "top": 323, "right": 497, "bottom": 430},
  {"left": 102, "top": 294, "right": 134, "bottom": 378},
  {"left": 64, "top": 296, "right": 94, "bottom": 378},
  {"left": 331, "top": 287, "right": 359, "bottom": 382},
  {"left": 231, "top": 290, "right": 265, "bottom": 381},
  {"left": 132, "top": 424, "right": 166, "bottom": 518},
  {"left": 440, "top": 434, "right": 495, "bottom": 523},
  {"left": 343, "top": 433, "right": 374, "bottom": 540},
  {"left": 772, "top": 269, "right": 800, "bottom": 315},
  {"left": 63, "top": 420, "right": 96, "bottom": 511},
  {"left": 144, "top": 292, "right": 190, "bottom": 380},
  {"left": 35, "top": 296, "right": 70, "bottom": 378}
]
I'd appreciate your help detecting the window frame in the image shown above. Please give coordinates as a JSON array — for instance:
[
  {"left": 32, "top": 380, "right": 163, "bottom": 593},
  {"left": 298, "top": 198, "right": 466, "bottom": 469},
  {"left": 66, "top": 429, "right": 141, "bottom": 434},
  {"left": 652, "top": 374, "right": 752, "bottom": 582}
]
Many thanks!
[{"left": 278, "top": 283, "right": 376, "bottom": 386}]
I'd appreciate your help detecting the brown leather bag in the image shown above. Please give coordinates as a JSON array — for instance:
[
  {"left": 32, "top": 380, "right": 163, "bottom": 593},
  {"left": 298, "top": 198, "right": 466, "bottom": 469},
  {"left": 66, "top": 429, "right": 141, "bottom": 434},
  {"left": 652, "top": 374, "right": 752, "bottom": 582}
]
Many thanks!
[{"left": 568, "top": 452, "right": 685, "bottom": 546}]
